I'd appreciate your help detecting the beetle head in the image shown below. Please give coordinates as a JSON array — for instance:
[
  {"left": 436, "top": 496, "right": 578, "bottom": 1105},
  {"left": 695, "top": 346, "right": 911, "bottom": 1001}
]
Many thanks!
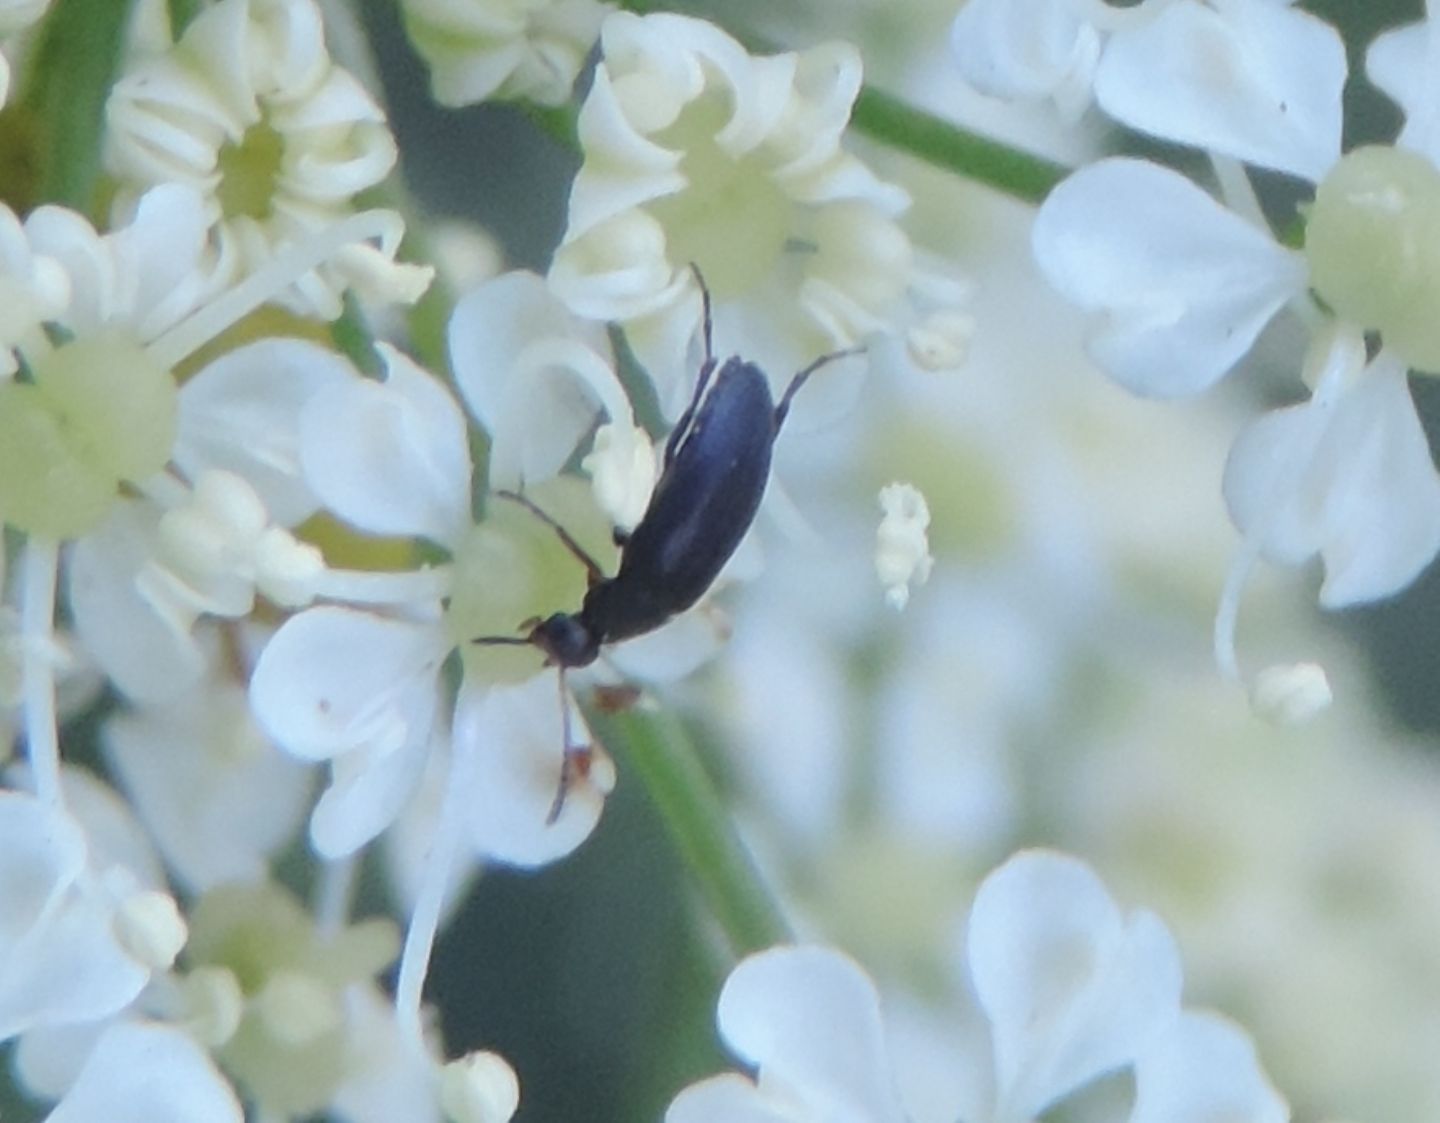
[{"left": 528, "top": 612, "right": 601, "bottom": 669}]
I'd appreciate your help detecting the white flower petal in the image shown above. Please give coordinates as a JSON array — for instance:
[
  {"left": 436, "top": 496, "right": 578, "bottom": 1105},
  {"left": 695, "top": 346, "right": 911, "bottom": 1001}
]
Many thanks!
[
  {"left": 666, "top": 1073, "right": 795, "bottom": 1123},
  {"left": 249, "top": 606, "right": 445, "bottom": 762},
  {"left": 1032, "top": 158, "right": 1306, "bottom": 397},
  {"left": 1223, "top": 356, "right": 1440, "bottom": 606},
  {"left": 951, "top": 0, "right": 1100, "bottom": 112},
  {"left": 175, "top": 338, "right": 357, "bottom": 527},
  {"left": 712, "top": 946, "right": 907, "bottom": 1123},
  {"left": 454, "top": 676, "right": 606, "bottom": 868},
  {"left": 448, "top": 270, "right": 613, "bottom": 490},
  {"left": 967, "top": 850, "right": 1183, "bottom": 1120},
  {"left": 309, "top": 730, "right": 432, "bottom": 859},
  {"left": 1366, "top": 14, "right": 1440, "bottom": 166},
  {"left": 300, "top": 346, "right": 472, "bottom": 545},
  {"left": 1131, "top": 1011, "right": 1288, "bottom": 1123},
  {"left": 0, "top": 880, "right": 148, "bottom": 1040},
  {"left": 13, "top": 1019, "right": 107, "bottom": 1100},
  {"left": 68, "top": 504, "right": 208, "bottom": 704},
  {"left": 1095, "top": 0, "right": 1345, "bottom": 181},
  {"left": 43, "top": 1021, "right": 242, "bottom": 1123},
  {"left": 0, "top": 791, "right": 86, "bottom": 950},
  {"left": 603, "top": 606, "right": 726, "bottom": 682}
]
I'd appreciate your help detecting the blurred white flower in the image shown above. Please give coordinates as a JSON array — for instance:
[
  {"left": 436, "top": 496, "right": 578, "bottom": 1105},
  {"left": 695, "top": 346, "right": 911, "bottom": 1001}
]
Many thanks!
[
  {"left": 400, "top": 0, "right": 611, "bottom": 107},
  {"left": 0, "top": 772, "right": 174, "bottom": 1044},
  {"left": 953, "top": 0, "right": 1345, "bottom": 178},
  {"left": 105, "top": 0, "right": 430, "bottom": 317},
  {"left": 1023, "top": 3, "right": 1440, "bottom": 691}
]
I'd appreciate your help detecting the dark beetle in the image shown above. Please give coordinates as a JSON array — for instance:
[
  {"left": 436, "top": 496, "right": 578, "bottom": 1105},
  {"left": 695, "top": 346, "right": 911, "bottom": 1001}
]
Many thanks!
[{"left": 479, "top": 275, "right": 856, "bottom": 819}]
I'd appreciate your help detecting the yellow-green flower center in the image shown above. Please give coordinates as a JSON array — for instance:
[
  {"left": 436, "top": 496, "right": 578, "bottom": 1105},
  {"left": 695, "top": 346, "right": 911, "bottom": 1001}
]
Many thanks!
[
  {"left": 448, "top": 478, "right": 617, "bottom": 683},
  {"left": 0, "top": 330, "right": 176, "bottom": 538},
  {"left": 1306, "top": 144, "right": 1440, "bottom": 373},
  {"left": 647, "top": 93, "right": 793, "bottom": 299}
]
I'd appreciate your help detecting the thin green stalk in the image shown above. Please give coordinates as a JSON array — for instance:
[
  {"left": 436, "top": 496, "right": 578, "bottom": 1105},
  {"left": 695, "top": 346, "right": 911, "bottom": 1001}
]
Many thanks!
[
  {"left": 593, "top": 707, "right": 793, "bottom": 957},
  {"left": 851, "top": 87, "right": 1068, "bottom": 204}
]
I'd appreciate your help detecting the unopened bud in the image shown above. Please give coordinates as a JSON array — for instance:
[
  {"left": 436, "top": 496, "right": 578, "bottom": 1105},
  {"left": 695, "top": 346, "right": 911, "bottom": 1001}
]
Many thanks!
[
  {"left": 114, "top": 889, "right": 188, "bottom": 970},
  {"left": 441, "top": 1050, "right": 521, "bottom": 1123}
]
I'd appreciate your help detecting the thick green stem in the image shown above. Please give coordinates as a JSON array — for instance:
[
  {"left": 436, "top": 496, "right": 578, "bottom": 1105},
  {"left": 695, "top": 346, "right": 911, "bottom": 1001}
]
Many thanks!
[{"left": 593, "top": 707, "right": 793, "bottom": 957}]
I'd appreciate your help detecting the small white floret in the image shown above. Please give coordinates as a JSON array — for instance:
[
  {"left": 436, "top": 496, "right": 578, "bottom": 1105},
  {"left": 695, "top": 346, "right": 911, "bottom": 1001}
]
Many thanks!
[
  {"left": 440, "top": 1050, "right": 522, "bottom": 1123},
  {"left": 1248, "top": 662, "right": 1333, "bottom": 726},
  {"left": 113, "top": 888, "right": 189, "bottom": 970},
  {"left": 875, "top": 483, "right": 933, "bottom": 610},
  {"left": 582, "top": 421, "right": 658, "bottom": 533}
]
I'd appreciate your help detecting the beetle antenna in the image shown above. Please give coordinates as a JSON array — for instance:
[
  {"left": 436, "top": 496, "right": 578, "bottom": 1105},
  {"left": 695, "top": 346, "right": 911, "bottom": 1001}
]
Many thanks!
[
  {"left": 471, "top": 635, "right": 532, "bottom": 646},
  {"left": 492, "top": 489, "right": 608, "bottom": 587},
  {"left": 774, "top": 345, "right": 867, "bottom": 431}
]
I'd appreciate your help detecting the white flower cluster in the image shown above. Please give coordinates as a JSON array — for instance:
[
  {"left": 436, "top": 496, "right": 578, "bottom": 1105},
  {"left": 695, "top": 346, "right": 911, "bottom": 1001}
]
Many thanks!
[{"left": 6, "top": 0, "right": 1397, "bottom": 1117}]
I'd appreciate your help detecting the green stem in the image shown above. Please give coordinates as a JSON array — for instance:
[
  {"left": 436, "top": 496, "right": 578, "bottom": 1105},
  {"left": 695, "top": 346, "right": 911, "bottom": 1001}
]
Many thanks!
[
  {"left": 22, "top": 0, "right": 137, "bottom": 214},
  {"left": 593, "top": 707, "right": 792, "bottom": 956},
  {"left": 851, "top": 87, "right": 1067, "bottom": 204}
]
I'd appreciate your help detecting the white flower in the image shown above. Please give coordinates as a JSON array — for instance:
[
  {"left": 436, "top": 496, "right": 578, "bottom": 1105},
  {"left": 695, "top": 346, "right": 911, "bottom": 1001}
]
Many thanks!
[
  {"left": 399, "top": 0, "right": 611, "bottom": 107},
  {"left": 668, "top": 852, "right": 1286, "bottom": 1123},
  {"left": 105, "top": 0, "right": 431, "bottom": 318},
  {"left": 549, "top": 11, "right": 916, "bottom": 416},
  {"left": 66, "top": 336, "right": 352, "bottom": 702}
]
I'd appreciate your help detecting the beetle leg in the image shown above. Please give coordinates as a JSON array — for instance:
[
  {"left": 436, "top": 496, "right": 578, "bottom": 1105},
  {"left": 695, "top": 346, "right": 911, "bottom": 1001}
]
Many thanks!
[
  {"left": 546, "top": 667, "right": 593, "bottom": 825},
  {"left": 773, "top": 345, "right": 867, "bottom": 432},
  {"left": 666, "top": 264, "right": 721, "bottom": 467},
  {"left": 493, "top": 489, "right": 609, "bottom": 587}
]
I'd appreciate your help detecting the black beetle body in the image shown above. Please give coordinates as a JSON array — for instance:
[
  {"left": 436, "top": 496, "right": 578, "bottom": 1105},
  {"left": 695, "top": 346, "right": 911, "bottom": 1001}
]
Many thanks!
[
  {"left": 479, "top": 273, "right": 855, "bottom": 820},
  {"left": 573, "top": 358, "right": 776, "bottom": 644}
]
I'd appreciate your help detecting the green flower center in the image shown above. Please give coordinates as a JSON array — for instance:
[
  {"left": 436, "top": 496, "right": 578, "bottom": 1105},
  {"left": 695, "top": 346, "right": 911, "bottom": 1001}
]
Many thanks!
[
  {"left": 1306, "top": 144, "right": 1440, "bottom": 373},
  {"left": 217, "top": 119, "right": 284, "bottom": 221},
  {"left": 0, "top": 330, "right": 176, "bottom": 538},
  {"left": 647, "top": 93, "right": 793, "bottom": 299}
]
